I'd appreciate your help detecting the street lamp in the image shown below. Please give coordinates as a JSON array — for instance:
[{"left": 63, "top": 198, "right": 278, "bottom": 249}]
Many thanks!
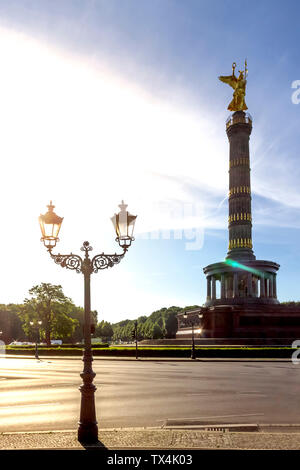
[
  {"left": 183, "top": 313, "right": 203, "bottom": 360},
  {"left": 111, "top": 200, "right": 137, "bottom": 250},
  {"left": 30, "top": 321, "right": 42, "bottom": 360},
  {"left": 39, "top": 200, "right": 137, "bottom": 444},
  {"left": 39, "top": 201, "right": 63, "bottom": 250},
  {"left": 131, "top": 320, "right": 138, "bottom": 360}
]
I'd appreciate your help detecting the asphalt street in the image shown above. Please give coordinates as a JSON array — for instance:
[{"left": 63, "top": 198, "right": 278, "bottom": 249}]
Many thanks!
[{"left": 0, "top": 357, "right": 299, "bottom": 432}]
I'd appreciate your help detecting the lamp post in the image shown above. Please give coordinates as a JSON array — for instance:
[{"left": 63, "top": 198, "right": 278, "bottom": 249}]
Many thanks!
[
  {"left": 38, "top": 200, "right": 137, "bottom": 444},
  {"left": 134, "top": 320, "right": 138, "bottom": 360},
  {"left": 30, "top": 320, "right": 42, "bottom": 360},
  {"left": 183, "top": 313, "right": 203, "bottom": 360}
]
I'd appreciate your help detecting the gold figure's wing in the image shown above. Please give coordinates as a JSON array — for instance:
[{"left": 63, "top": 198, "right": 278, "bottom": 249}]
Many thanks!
[{"left": 218, "top": 74, "right": 237, "bottom": 89}]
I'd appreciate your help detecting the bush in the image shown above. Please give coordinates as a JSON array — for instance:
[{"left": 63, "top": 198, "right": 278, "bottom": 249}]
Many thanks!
[
  {"left": 5, "top": 346, "right": 298, "bottom": 358},
  {"left": 6, "top": 342, "right": 109, "bottom": 349}
]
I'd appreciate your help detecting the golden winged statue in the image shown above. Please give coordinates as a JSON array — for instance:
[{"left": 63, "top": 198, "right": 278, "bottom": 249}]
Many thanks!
[{"left": 219, "top": 61, "right": 248, "bottom": 111}]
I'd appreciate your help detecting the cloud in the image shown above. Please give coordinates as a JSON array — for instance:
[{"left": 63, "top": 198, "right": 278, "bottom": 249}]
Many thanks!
[
  {"left": 0, "top": 26, "right": 226, "bottom": 318},
  {"left": 0, "top": 24, "right": 299, "bottom": 320}
]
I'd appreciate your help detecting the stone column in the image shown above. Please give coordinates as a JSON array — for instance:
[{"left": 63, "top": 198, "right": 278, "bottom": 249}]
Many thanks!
[
  {"left": 226, "top": 112, "right": 255, "bottom": 260},
  {"left": 212, "top": 276, "right": 216, "bottom": 300},
  {"left": 247, "top": 273, "right": 252, "bottom": 297},
  {"left": 252, "top": 277, "right": 257, "bottom": 297},
  {"left": 260, "top": 275, "right": 265, "bottom": 297},
  {"left": 233, "top": 273, "right": 238, "bottom": 297},
  {"left": 226, "top": 274, "right": 233, "bottom": 298},
  {"left": 221, "top": 274, "right": 226, "bottom": 299},
  {"left": 273, "top": 274, "right": 277, "bottom": 298},
  {"left": 207, "top": 276, "right": 211, "bottom": 301},
  {"left": 269, "top": 276, "right": 273, "bottom": 298},
  {"left": 265, "top": 278, "right": 269, "bottom": 297},
  {"left": 255, "top": 277, "right": 259, "bottom": 297}
]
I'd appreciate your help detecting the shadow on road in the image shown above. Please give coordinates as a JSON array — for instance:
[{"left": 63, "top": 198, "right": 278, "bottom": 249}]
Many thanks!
[{"left": 79, "top": 440, "right": 107, "bottom": 450}]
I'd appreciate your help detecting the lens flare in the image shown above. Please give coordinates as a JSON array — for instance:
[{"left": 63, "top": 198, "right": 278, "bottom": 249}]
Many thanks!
[{"left": 224, "top": 259, "right": 271, "bottom": 278}]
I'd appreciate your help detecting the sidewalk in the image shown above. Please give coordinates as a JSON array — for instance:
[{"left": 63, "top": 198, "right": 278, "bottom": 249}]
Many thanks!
[{"left": 1, "top": 428, "right": 300, "bottom": 450}]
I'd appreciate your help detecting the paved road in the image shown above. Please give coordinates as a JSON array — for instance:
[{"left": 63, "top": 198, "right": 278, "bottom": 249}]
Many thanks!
[{"left": 0, "top": 357, "right": 299, "bottom": 432}]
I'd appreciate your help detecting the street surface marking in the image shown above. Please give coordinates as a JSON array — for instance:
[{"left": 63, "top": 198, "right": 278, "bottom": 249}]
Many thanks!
[{"left": 158, "top": 413, "right": 265, "bottom": 422}]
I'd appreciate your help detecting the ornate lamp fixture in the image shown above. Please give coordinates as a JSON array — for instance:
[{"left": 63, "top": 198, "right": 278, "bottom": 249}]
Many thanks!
[
  {"left": 111, "top": 200, "right": 137, "bottom": 250},
  {"left": 39, "top": 201, "right": 63, "bottom": 250}
]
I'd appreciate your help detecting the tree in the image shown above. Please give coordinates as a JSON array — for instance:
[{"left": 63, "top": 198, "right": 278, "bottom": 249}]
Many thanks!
[
  {"left": 96, "top": 320, "right": 113, "bottom": 341},
  {"left": 110, "top": 305, "right": 201, "bottom": 343},
  {"left": 163, "top": 309, "right": 181, "bottom": 338},
  {"left": 152, "top": 323, "right": 163, "bottom": 339},
  {"left": 0, "top": 304, "right": 24, "bottom": 344},
  {"left": 136, "top": 322, "right": 144, "bottom": 341},
  {"left": 137, "top": 315, "right": 147, "bottom": 324},
  {"left": 20, "top": 283, "right": 79, "bottom": 346},
  {"left": 68, "top": 307, "right": 98, "bottom": 344}
]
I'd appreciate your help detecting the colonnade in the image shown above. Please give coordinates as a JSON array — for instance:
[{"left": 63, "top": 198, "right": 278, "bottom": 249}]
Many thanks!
[{"left": 206, "top": 272, "right": 277, "bottom": 301}]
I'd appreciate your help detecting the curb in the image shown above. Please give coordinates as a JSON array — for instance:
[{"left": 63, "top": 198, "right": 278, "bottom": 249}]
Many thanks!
[{"left": 2, "top": 427, "right": 300, "bottom": 450}]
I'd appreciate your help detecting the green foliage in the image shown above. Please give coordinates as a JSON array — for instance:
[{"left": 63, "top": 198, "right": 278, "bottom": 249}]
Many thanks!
[
  {"left": 281, "top": 301, "right": 300, "bottom": 307},
  {"left": 152, "top": 323, "right": 162, "bottom": 339},
  {"left": 137, "top": 316, "right": 147, "bottom": 324},
  {"left": 6, "top": 343, "right": 108, "bottom": 349},
  {"left": 68, "top": 306, "right": 98, "bottom": 343},
  {"left": 5, "top": 346, "right": 297, "bottom": 358},
  {"left": 0, "top": 293, "right": 201, "bottom": 347},
  {"left": 96, "top": 320, "right": 114, "bottom": 341},
  {"left": 110, "top": 305, "right": 200, "bottom": 342},
  {"left": 19, "top": 283, "right": 79, "bottom": 346},
  {"left": 1, "top": 297, "right": 201, "bottom": 347},
  {"left": 0, "top": 304, "right": 24, "bottom": 343}
]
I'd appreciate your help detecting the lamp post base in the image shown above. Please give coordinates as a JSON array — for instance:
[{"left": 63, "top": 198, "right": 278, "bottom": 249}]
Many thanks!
[
  {"left": 78, "top": 382, "right": 98, "bottom": 443},
  {"left": 78, "top": 422, "right": 98, "bottom": 444},
  {"left": 78, "top": 352, "right": 98, "bottom": 444}
]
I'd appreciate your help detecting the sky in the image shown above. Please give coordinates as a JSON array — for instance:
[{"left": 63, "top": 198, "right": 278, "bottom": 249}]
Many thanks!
[{"left": 0, "top": 0, "right": 299, "bottom": 323}]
